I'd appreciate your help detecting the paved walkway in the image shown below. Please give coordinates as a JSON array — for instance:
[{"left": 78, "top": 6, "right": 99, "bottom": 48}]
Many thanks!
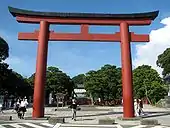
[
  {"left": 0, "top": 104, "right": 170, "bottom": 127},
  {"left": 0, "top": 122, "right": 53, "bottom": 128},
  {"left": 0, "top": 122, "right": 169, "bottom": 128}
]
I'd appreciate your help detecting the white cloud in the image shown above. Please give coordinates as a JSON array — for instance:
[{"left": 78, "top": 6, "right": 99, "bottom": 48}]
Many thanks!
[
  {"left": 133, "top": 17, "right": 170, "bottom": 76},
  {"left": 5, "top": 56, "right": 22, "bottom": 65}
]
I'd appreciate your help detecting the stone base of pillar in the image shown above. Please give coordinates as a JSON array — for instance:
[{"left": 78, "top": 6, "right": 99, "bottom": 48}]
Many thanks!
[{"left": 117, "top": 116, "right": 141, "bottom": 121}]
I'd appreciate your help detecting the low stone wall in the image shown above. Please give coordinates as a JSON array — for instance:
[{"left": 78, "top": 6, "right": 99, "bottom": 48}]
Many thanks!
[
  {"left": 98, "top": 118, "right": 115, "bottom": 124},
  {"left": 48, "top": 117, "right": 65, "bottom": 125},
  {"left": 0, "top": 115, "right": 12, "bottom": 121},
  {"left": 140, "top": 119, "right": 159, "bottom": 125}
]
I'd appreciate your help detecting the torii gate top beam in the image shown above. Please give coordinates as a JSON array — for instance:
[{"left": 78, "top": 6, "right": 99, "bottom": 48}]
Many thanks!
[
  {"left": 8, "top": 6, "right": 158, "bottom": 25},
  {"left": 8, "top": 6, "right": 159, "bottom": 42}
]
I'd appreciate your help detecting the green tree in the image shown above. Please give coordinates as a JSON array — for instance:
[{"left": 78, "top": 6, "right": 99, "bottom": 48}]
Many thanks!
[
  {"left": 1, "top": 70, "right": 32, "bottom": 97},
  {"left": 85, "top": 70, "right": 101, "bottom": 99},
  {"left": 46, "top": 66, "right": 74, "bottom": 96},
  {"left": 84, "top": 64, "right": 122, "bottom": 100},
  {"left": 157, "top": 48, "right": 170, "bottom": 77},
  {"left": 0, "top": 37, "right": 9, "bottom": 62},
  {"left": 0, "top": 36, "right": 32, "bottom": 97},
  {"left": 28, "top": 66, "right": 74, "bottom": 98},
  {"left": 0, "top": 37, "right": 10, "bottom": 93},
  {"left": 72, "top": 74, "right": 85, "bottom": 87},
  {"left": 133, "top": 65, "right": 168, "bottom": 104}
]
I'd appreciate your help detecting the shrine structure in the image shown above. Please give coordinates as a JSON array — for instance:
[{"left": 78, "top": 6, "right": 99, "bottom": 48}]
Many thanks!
[{"left": 8, "top": 6, "right": 158, "bottom": 118}]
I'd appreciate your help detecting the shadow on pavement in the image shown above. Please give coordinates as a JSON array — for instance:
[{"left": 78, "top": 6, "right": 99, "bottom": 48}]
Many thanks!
[
  {"left": 56, "top": 111, "right": 122, "bottom": 118},
  {"left": 142, "top": 111, "right": 170, "bottom": 118},
  {"left": 56, "top": 111, "right": 170, "bottom": 119}
]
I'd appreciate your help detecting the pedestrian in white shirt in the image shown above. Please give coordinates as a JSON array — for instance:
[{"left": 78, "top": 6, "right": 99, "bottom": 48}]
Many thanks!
[
  {"left": 18, "top": 98, "right": 28, "bottom": 119},
  {"left": 134, "top": 99, "right": 139, "bottom": 116}
]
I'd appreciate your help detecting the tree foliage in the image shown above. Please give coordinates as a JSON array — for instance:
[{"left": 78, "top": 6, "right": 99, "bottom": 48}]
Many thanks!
[
  {"left": 28, "top": 66, "right": 74, "bottom": 98},
  {"left": 0, "top": 36, "right": 32, "bottom": 97},
  {"left": 133, "top": 65, "right": 168, "bottom": 104},
  {"left": 72, "top": 74, "right": 85, "bottom": 87},
  {"left": 84, "top": 64, "right": 122, "bottom": 100},
  {"left": 0, "top": 37, "right": 9, "bottom": 62},
  {"left": 46, "top": 66, "right": 74, "bottom": 96},
  {"left": 0, "top": 37, "right": 10, "bottom": 91},
  {"left": 157, "top": 48, "right": 170, "bottom": 77},
  {"left": 0, "top": 69, "right": 32, "bottom": 97}
]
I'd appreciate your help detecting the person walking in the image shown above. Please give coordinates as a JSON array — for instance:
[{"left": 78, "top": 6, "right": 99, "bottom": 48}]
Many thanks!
[
  {"left": 71, "top": 99, "right": 78, "bottom": 121},
  {"left": 138, "top": 99, "right": 144, "bottom": 116},
  {"left": 19, "top": 98, "right": 28, "bottom": 119},
  {"left": 15, "top": 99, "right": 22, "bottom": 118},
  {"left": 15, "top": 99, "right": 20, "bottom": 112},
  {"left": 134, "top": 99, "right": 139, "bottom": 116}
]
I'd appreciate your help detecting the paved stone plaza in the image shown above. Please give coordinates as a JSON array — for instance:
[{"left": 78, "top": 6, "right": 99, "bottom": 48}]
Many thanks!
[{"left": 0, "top": 104, "right": 170, "bottom": 127}]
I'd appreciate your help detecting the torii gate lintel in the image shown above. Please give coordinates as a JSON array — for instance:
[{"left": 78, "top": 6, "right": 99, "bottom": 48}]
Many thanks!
[{"left": 18, "top": 31, "right": 149, "bottom": 42}]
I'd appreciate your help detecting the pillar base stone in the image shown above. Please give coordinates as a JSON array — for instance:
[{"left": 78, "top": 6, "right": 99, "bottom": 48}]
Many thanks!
[
  {"left": 117, "top": 116, "right": 141, "bottom": 121},
  {"left": 98, "top": 118, "right": 115, "bottom": 124},
  {"left": 140, "top": 119, "right": 159, "bottom": 125},
  {"left": 48, "top": 117, "right": 65, "bottom": 124}
]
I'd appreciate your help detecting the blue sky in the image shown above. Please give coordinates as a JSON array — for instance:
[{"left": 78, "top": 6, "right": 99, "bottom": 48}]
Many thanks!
[{"left": 0, "top": 0, "right": 170, "bottom": 78}]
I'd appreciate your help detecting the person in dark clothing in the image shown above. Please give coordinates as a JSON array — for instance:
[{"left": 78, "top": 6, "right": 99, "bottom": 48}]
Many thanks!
[
  {"left": 138, "top": 99, "right": 144, "bottom": 116},
  {"left": 71, "top": 99, "right": 78, "bottom": 121}
]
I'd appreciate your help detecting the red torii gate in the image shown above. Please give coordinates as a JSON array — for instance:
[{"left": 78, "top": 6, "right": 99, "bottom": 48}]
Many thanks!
[{"left": 8, "top": 6, "right": 158, "bottom": 118}]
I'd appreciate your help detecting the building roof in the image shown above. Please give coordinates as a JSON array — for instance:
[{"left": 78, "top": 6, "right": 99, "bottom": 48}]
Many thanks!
[{"left": 8, "top": 6, "right": 159, "bottom": 20}]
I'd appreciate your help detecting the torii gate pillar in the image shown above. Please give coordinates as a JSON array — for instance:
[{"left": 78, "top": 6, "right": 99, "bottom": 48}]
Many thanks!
[
  {"left": 120, "top": 22, "right": 134, "bottom": 117},
  {"left": 33, "top": 21, "right": 49, "bottom": 117},
  {"left": 8, "top": 6, "right": 158, "bottom": 118}
]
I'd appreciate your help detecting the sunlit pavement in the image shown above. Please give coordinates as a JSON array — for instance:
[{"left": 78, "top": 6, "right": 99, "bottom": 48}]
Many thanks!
[{"left": 0, "top": 104, "right": 170, "bottom": 127}]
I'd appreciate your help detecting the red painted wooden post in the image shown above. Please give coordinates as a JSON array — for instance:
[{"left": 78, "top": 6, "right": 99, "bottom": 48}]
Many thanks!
[
  {"left": 120, "top": 22, "right": 134, "bottom": 118},
  {"left": 33, "top": 21, "right": 49, "bottom": 118}
]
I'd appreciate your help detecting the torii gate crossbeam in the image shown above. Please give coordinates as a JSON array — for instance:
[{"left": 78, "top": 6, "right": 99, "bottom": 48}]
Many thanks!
[{"left": 8, "top": 6, "right": 158, "bottom": 119}]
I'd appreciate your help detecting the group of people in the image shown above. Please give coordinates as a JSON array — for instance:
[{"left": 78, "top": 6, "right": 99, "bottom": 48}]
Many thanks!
[
  {"left": 14, "top": 97, "right": 28, "bottom": 119},
  {"left": 1, "top": 97, "right": 144, "bottom": 120},
  {"left": 134, "top": 99, "right": 144, "bottom": 116}
]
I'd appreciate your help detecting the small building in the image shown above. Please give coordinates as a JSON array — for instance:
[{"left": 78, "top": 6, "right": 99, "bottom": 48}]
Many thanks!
[
  {"left": 73, "top": 84, "right": 91, "bottom": 105},
  {"left": 73, "top": 84, "right": 86, "bottom": 98}
]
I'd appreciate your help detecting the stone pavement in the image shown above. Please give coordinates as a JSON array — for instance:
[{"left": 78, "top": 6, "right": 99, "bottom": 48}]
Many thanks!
[
  {"left": 0, "top": 122, "right": 53, "bottom": 128},
  {"left": 0, "top": 122, "right": 169, "bottom": 128},
  {"left": 0, "top": 104, "right": 170, "bottom": 127},
  {"left": 55, "top": 123, "right": 170, "bottom": 128}
]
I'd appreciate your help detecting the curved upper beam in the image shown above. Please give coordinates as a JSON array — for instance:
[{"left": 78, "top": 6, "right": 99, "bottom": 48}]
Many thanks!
[{"left": 8, "top": 6, "right": 159, "bottom": 20}]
